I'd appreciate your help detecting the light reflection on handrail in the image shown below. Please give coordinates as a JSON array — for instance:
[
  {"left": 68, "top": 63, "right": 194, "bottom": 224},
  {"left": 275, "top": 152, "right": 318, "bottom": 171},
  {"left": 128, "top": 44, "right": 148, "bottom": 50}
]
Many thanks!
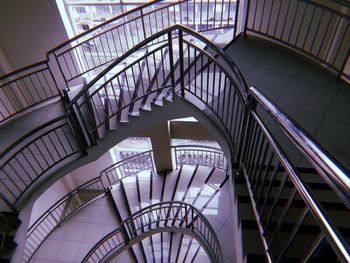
[
  {"left": 249, "top": 87, "right": 350, "bottom": 208},
  {"left": 241, "top": 86, "right": 350, "bottom": 261}
]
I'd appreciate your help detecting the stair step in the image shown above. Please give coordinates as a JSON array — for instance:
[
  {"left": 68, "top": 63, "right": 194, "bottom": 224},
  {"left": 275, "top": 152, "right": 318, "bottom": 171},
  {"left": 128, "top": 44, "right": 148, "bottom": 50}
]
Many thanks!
[
  {"left": 109, "top": 184, "right": 130, "bottom": 221},
  {"left": 128, "top": 111, "right": 140, "bottom": 117},
  {"left": 139, "top": 171, "right": 152, "bottom": 208},
  {"left": 237, "top": 195, "right": 348, "bottom": 211},
  {"left": 122, "top": 176, "right": 140, "bottom": 214},
  {"left": 151, "top": 171, "right": 164, "bottom": 204}
]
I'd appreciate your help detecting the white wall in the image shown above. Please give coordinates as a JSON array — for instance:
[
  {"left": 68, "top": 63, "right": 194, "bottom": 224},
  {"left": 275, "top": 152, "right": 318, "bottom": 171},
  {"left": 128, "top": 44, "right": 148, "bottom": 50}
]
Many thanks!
[
  {"left": 0, "top": 0, "right": 68, "bottom": 71},
  {"left": 29, "top": 177, "right": 70, "bottom": 225}
]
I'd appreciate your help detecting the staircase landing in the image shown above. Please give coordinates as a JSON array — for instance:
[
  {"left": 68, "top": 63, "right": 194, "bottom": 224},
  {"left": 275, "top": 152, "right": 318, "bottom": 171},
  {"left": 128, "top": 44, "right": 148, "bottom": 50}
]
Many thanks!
[{"left": 226, "top": 36, "right": 350, "bottom": 170}]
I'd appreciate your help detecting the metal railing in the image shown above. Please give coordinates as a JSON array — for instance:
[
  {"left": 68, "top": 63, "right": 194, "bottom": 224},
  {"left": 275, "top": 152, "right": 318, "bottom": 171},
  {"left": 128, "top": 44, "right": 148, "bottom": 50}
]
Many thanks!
[
  {"left": 23, "top": 150, "right": 155, "bottom": 262},
  {"left": 243, "top": 0, "right": 350, "bottom": 81},
  {"left": 238, "top": 87, "right": 350, "bottom": 262},
  {"left": 1, "top": 0, "right": 349, "bottom": 125},
  {"left": 172, "top": 145, "right": 227, "bottom": 170},
  {"left": 68, "top": 24, "right": 350, "bottom": 261},
  {"left": 0, "top": 116, "right": 81, "bottom": 207},
  {"left": 23, "top": 177, "right": 105, "bottom": 262},
  {"left": 51, "top": 0, "right": 239, "bottom": 84},
  {"left": 0, "top": 1, "right": 349, "bottom": 261},
  {"left": 101, "top": 150, "right": 154, "bottom": 186},
  {"left": 66, "top": 25, "right": 247, "bottom": 149},
  {"left": 0, "top": 61, "right": 61, "bottom": 124},
  {"left": 0, "top": 0, "right": 239, "bottom": 124},
  {"left": 82, "top": 201, "right": 223, "bottom": 263}
]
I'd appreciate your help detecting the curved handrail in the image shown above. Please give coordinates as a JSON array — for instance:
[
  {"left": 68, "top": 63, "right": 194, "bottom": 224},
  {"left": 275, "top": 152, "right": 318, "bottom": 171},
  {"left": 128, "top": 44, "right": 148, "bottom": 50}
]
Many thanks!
[
  {"left": 0, "top": 60, "right": 48, "bottom": 81},
  {"left": 66, "top": 24, "right": 248, "bottom": 162},
  {"left": 82, "top": 201, "right": 223, "bottom": 263},
  {"left": 23, "top": 177, "right": 105, "bottom": 262},
  {"left": 0, "top": 0, "right": 348, "bottom": 262},
  {"left": 171, "top": 145, "right": 228, "bottom": 170},
  {"left": 23, "top": 150, "right": 155, "bottom": 262},
  {"left": 0, "top": 0, "right": 239, "bottom": 123},
  {"left": 51, "top": 0, "right": 189, "bottom": 82},
  {"left": 0, "top": 115, "right": 81, "bottom": 206},
  {"left": 101, "top": 150, "right": 154, "bottom": 186},
  {"left": 0, "top": 61, "right": 60, "bottom": 124},
  {"left": 243, "top": 0, "right": 350, "bottom": 81},
  {"left": 73, "top": 22, "right": 350, "bottom": 259},
  {"left": 49, "top": 0, "right": 167, "bottom": 52},
  {"left": 68, "top": 24, "right": 248, "bottom": 107},
  {"left": 49, "top": 0, "right": 239, "bottom": 84},
  {"left": 249, "top": 87, "right": 350, "bottom": 208},
  {"left": 0, "top": 115, "right": 66, "bottom": 157}
]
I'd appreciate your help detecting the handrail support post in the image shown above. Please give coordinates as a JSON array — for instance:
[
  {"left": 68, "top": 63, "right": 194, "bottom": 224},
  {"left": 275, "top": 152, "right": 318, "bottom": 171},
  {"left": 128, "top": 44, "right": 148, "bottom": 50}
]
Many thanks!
[
  {"left": 63, "top": 89, "right": 89, "bottom": 155},
  {"left": 167, "top": 31, "right": 176, "bottom": 99},
  {"left": 236, "top": 94, "right": 256, "bottom": 166},
  {"left": 179, "top": 29, "right": 185, "bottom": 97}
]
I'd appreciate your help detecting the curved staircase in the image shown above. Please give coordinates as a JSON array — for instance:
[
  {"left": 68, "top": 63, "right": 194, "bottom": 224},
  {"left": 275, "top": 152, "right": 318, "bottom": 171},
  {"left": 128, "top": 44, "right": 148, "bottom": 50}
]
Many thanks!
[{"left": 0, "top": 0, "right": 349, "bottom": 262}]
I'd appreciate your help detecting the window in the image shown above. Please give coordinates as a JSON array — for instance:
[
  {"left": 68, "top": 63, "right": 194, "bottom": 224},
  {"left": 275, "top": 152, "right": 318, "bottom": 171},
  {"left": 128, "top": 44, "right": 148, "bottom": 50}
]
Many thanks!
[
  {"left": 96, "top": 6, "right": 110, "bottom": 13},
  {"left": 75, "top": 6, "right": 86, "bottom": 13}
]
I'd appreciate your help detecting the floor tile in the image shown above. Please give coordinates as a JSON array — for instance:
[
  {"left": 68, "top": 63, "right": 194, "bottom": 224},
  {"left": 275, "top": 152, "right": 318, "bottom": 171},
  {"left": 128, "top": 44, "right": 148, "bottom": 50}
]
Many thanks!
[
  {"left": 279, "top": 78, "right": 336, "bottom": 116},
  {"left": 314, "top": 118, "right": 350, "bottom": 169},
  {"left": 325, "top": 83, "right": 350, "bottom": 127},
  {"left": 33, "top": 239, "right": 61, "bottom": 260},
  {"left": 245, "top": 67, "right": 293, "bottom": 101},
  {"left": 61, "top": 221, "right": 87, "bottom": 241},
  {"left": 81, "top": 223, "right": 107, "bottom": 242},
  {"left": 277, "top": 101, "right": 323, "bottom": 136},
  {"left": 55, "top": 240, "right": 81, "bottom": 262},
  {"left": 75, "top": 242, "right": 96, "bottom": 262}
]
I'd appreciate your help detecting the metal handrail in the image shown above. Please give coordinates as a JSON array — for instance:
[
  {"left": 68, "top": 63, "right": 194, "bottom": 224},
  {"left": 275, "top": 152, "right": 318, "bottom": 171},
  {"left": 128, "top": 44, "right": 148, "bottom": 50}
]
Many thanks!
[
  {"left": 0, "top": 60, "right": 48, "bottom": 82},
  {"left": 82, "top": 201, "right": 223, "bottom": 263},
  {"left": 0, "top": 61, "right": 61, "bottom": 124},
  {"left": 0, "top": 115, "right": 67, "bottom": 157},
  {"left": 241, "top": 108, "right": 350, "bottom": 262},
  {"left": 50, "top": 0, "right": 239, "bottom": 83},
  {"left": 64, "top": 25, "right": 248, "bottom": 152},
  {"left": 101, "top": 150, "right": 154, "bottom": 174},
  {"left": 171, "top": 144, "right": 225, "bottom": 152},
  {"left": 51, "top": 1, "right": 190, "bottom": 83},
  {"left": 67, "top": 24, "right": 248, "bottom": 107},
  {"left": 0, "top": 0, "right": 239, "bottom": 123},
  {"left": 0, "top": 1, "right": 349, "bottom": 261},
  {"left": 249, "top": 87, "right": 350, "bottom": 208},
  {"left": 23, "top": 177, "right": 105, "bottom": 262},
  {"left": 239, "top": 87, "right": 350, "bottom": 261},
  {"left": 23, "top": 150, "right": 156, "bottom": 262},
  {"left": 171, "top": 145, "right": 228, "bottom": 170},
  {"left": 0, "top": 115, "right": 81, "bottom": 206},
  {"left": 243, "top": 0, "right": 350, "bottom": 81},
  {"left": 101, "top": 150, "right": 154, "bottom": 186},
  {"left": 49, "top": 0, "right": 169, "bottom": 52},
  {"left": 53, "top": 1, "right": 188, "bottom": 55}
]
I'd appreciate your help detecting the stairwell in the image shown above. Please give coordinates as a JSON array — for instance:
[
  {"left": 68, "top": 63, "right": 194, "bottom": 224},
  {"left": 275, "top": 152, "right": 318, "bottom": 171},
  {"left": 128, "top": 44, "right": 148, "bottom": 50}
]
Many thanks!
[
  {"left": 29, "top": 164, "right": 235, "bottom": 262},
  {"left": 0, "top": 1, "right": 349, "bottom": 262}
]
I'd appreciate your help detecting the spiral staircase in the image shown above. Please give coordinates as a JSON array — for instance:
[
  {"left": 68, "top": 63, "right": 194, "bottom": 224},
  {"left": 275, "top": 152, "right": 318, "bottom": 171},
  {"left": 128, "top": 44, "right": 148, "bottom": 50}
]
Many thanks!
[{"left": 0, "top": 0, "right": 350, "bottom": 262}]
